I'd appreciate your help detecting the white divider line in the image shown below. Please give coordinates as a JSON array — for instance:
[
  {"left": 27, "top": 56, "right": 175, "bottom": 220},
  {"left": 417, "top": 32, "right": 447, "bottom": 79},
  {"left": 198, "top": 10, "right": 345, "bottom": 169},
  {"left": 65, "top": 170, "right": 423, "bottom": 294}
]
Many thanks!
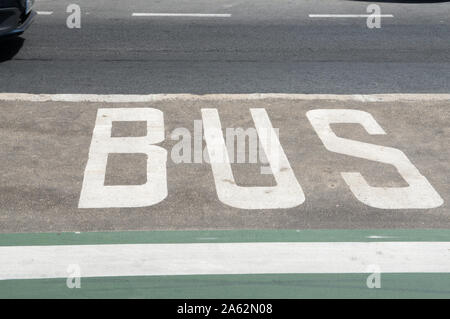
[
  {"left": 36, "top": 11, "right": 53, "bottom": 15},
  {"left": 309, "top": 14, "right": 393, "bottom": 18},
  {"left": 1, "top": 242, "right": 449, "bottom": 280},
  {"left": 132, "top": 13, "right": 231, "bottom": 18},
  {"left": 0, "top": 93, "right": 450, "bottom": 103}
]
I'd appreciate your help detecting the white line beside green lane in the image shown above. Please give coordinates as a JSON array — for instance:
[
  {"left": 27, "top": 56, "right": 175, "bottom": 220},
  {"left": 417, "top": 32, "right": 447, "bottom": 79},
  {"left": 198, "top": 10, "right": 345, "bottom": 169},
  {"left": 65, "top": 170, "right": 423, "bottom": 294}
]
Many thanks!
[
  {"left": 1, "top": 242, "right": 449, "bottom": 280},
  {"left": 1, "top": 230, "right": 449, "bottom": 298}
]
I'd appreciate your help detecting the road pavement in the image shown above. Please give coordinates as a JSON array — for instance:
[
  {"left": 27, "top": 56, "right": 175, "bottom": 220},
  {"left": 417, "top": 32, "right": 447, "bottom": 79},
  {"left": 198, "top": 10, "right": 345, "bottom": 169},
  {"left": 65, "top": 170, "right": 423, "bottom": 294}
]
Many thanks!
[
  {"left": 1, "top": 0, "right": 450, "bottom": 93},
  {"left": 0, "top": 94, "right": 448, "bottom": 233},
  {"left": 0, "top": 1, "right": 449, "bottom": 298}
]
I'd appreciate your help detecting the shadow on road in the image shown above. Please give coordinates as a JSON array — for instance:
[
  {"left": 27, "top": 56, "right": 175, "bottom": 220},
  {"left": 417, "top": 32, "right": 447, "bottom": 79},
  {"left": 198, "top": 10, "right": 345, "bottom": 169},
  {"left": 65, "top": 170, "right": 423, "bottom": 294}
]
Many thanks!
[{"left": 0, "top": 37, "right": 24, "bottom": 63}]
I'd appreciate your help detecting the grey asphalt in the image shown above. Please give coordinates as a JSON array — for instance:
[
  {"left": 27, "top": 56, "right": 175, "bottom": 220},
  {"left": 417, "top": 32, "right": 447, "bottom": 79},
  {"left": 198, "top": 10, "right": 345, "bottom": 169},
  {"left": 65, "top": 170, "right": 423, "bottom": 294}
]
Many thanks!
[
  {"left": 0, "top": 0, "right": 450, "bottom": 94},
  {"left": 0, "top": 97, "right": 448, "bottom": 233},
  {"left": 0, "top": 1, "right": 449, "bottom": 233}
]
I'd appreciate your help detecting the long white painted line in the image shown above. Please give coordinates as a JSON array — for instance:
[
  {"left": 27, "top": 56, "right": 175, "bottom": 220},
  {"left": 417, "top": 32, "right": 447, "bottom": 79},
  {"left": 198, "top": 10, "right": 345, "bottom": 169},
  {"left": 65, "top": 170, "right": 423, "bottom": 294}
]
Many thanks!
[
  {"left": 0, "top": 93, "right": 449, "bottom": 103},
  {"left": 36, "top": 11, "right": 53, "bottom": 15},
  {"left": 309, "top": 14, "right": 394, "bottom": 18},
  {"left": 132, "top": 13, "right": 231, "bottom": 18},
  {"left": 0, "top": 242, "right": 449, "bottom": 280}
]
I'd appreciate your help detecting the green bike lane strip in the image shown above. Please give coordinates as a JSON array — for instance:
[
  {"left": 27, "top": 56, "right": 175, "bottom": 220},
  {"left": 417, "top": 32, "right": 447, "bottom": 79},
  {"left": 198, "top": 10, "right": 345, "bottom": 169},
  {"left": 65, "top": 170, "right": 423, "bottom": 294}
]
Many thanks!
[
  {"left": 1, "top": 274, "right": 450, "bottom": 299},
  {"left": 1, "top": 229, "right": 450, "bottom": 246},
  {"left": 0, "top": 229, "right": 449, "bottom": 299}
]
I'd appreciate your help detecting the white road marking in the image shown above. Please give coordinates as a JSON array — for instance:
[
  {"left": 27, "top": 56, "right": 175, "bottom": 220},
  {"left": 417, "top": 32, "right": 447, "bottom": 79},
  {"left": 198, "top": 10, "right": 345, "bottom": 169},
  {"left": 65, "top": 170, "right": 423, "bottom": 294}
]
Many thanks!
[
  {"left": 37, "top": 11, "right": 53, "bottom": 15},
  {"left": 202, "top": 108, "right": 305, "bottom": 209},
  {"left": 307, "top": 109, "right": 444, "bottom": 209},
  {"left": 367, "top": 236, "right": 397, "bottom": 239},
  {"left": 0, "top": 93, "right": 450, "bottom": 103},
  {"left": 132, "top": 13, "right": 231, "bottom": 18},
  {"left": 309, "top": 14, "right": 394, "bottom": 18},
  {"left": 78, "top": 108, "right": 168, "bottom": 208},
  {"left": 0, "top": 242, "right": 448, "bottom": 280}
]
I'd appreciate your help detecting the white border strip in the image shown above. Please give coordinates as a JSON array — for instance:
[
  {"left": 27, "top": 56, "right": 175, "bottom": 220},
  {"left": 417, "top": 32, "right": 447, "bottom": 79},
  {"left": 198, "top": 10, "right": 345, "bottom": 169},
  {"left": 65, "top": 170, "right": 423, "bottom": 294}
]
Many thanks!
[
  {"left": 0, "top": 93, "right": 449, "bottom": 103},
  {"left": 1, "top": 242, "right": 449, "bottom": 280}
]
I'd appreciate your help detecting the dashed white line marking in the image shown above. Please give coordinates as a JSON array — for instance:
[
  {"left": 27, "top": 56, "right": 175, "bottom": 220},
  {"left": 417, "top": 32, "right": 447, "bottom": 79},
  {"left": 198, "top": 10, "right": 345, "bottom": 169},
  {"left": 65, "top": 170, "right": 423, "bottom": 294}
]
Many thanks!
[
  {"left": 132, "top": 13, "right": 231, "bottom": 18},
  {"left": 367, "top": 236, "right": 398, "bottom": 239},
  {"left": 309, "top": 14, "right": 394, "bottom": 18},
  {"left": 37, "top": 11, "right": 54, "bottom": 15},
  {"left": 1, "top": 242, "right": 449, "bottom": 280}
]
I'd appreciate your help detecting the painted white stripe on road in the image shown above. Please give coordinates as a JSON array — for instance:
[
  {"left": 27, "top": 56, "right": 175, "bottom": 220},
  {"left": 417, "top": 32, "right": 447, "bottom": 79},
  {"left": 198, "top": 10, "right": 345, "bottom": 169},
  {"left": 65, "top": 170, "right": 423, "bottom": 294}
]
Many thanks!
[
  {"left": 309, "top": 14, "right": 394, "bottom": 18},
  {"left": 132, "top": 13, "right": 231, "bottom": 18},
  {"left": 0, "top": 242, "right": 449, "bottom": 280},
  {"left": 37, "top": 11, "right": 53, "bottom": 15},
  {"left": 367, "top": 236, "right": 398, "bottom": 239},
  {"left": 0, "top": 93, "right": 450, "bottom": 103}
]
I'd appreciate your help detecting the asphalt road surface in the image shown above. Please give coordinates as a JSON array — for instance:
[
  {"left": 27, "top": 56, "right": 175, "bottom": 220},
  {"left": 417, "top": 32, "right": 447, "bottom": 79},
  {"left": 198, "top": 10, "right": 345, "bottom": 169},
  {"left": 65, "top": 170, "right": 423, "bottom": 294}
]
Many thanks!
[
  {"left": 1, "top": 0, "right": 450, "bottom": 94},
  {"left": 0, "top": 94, "right": 448, "bottom": 232},
  {"left": 0, "top": 0, "right": 449, "bottom": 299},
  {"left": 0, "top": 0, "right": 449, "bottom": 233}
]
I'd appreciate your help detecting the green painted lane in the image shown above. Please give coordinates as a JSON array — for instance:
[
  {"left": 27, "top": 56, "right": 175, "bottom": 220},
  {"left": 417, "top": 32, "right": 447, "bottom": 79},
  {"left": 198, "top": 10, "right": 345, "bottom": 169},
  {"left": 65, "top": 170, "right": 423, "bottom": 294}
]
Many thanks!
[
  {"left": 1, "top": 273, "right": 450, "bottom": 299},
  {"left": 1, "top": 229, "right": 450, "bottom": 246},
  {"left": 1, "top": 229, "right": 449, "bottom": 299}
]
